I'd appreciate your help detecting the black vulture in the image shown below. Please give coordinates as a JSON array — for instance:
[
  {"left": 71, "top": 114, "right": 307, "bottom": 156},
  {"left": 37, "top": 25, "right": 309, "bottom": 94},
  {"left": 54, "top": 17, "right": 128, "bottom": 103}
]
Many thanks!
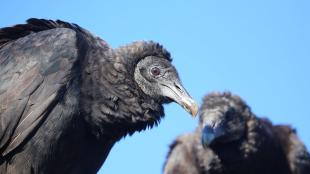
[
  {"left": 0, "top": 18, "right": 198, "bottom": 174},
  {"left": 164, "top": 92, "right": 310, "bottom": 174}
]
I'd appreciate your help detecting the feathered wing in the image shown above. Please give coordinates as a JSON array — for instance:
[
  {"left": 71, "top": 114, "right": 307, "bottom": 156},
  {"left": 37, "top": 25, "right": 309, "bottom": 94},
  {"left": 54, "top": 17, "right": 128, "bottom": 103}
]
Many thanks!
[
  {"left": 274, "top": 125, "right": 310, "bottom": 174},
  {"left": 0, "top": 26, "right": 81, "bottom": 157},
  {"left": 163, "top": 134, "right": 200, "bottom": 174}
]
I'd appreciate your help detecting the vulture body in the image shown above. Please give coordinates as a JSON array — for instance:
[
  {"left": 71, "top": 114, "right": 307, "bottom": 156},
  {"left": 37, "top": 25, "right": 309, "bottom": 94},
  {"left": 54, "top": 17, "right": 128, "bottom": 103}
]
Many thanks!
[
  {"left": 0, "top": 19, "right": 198, "bottom": 174},
  {"left": 164, "top": 92, "right": 310, "bottom": 174}
]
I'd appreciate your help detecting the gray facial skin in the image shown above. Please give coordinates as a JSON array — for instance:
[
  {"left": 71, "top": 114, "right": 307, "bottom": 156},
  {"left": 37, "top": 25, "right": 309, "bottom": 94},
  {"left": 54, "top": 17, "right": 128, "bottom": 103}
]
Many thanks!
[{"left": 134, "top": 56, "right": 198, "bottom": 116}]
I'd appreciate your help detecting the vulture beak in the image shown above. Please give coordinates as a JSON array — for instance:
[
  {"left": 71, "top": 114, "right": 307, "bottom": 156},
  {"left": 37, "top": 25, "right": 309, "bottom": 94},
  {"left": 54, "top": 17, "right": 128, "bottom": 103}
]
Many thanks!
[
  {"left": 201, "top": 124, "right": 225, "bottom": 148},
  {"left": 161, "top": 81, "right": 198, "bottom": 117}
]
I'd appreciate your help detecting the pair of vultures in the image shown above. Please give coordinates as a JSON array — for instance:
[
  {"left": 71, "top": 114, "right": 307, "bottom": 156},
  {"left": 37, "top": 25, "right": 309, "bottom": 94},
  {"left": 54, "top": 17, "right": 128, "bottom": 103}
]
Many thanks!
[
  {"left": 0, "top": 19, "right": 309, "bottom": 174},
  {"left": 164, "top": 92, "right": 310, "bottom": 174}
]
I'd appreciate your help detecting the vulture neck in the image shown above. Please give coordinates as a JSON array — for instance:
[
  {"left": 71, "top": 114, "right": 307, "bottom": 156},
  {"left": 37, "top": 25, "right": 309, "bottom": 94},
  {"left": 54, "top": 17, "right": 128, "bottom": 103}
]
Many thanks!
[{"left": 80, "top": 39, "right": 164, "bottom": 142}]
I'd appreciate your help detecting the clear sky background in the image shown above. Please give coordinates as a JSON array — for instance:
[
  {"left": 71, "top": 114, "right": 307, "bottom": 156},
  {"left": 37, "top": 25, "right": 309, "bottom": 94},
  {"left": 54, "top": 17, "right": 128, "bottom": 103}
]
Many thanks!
[{"left": 1, "top": 0, "right": 309, "bottom": 173}]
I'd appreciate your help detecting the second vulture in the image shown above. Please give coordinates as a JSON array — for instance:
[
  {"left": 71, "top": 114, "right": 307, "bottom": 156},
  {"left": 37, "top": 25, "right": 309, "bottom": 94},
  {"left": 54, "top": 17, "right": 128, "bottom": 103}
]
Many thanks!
[{"left": 164, "top": 92, "right": 310, "bottom": 174}]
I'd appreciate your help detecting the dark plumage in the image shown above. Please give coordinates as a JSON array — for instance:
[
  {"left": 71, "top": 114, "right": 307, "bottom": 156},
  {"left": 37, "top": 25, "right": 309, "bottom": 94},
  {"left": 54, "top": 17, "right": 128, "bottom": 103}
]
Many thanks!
[
  {"left": 0, "top": 18, "right": 198, "bottom": 174},
  {"left": 164, "top": 92, "right": 310, "bottom": 174}
]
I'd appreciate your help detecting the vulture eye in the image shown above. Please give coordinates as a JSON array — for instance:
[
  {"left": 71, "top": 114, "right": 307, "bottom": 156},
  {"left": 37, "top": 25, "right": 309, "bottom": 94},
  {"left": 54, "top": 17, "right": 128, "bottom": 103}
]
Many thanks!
[{"left": 150, "top": 67, "right": 161, "bottom": 76}]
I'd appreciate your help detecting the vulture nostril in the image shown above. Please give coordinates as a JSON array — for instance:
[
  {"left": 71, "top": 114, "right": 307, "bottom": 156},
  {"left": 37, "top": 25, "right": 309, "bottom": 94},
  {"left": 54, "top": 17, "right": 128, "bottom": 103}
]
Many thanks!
[{"left": 174, "top": 83, "right": 182, "bottom": 92}]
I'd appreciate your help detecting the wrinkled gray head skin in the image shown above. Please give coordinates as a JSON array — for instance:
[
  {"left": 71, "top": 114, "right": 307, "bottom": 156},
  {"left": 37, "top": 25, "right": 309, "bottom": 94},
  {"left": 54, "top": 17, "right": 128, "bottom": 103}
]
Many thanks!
[
  {"left": 200, "top": 92, "right": 252, "bottom": 147},
  {"left": 113, "top": 41, "right": 198, "bottom": 117},
  {"left": 134, "top": 56, "right": 197, "bottom": 116}
]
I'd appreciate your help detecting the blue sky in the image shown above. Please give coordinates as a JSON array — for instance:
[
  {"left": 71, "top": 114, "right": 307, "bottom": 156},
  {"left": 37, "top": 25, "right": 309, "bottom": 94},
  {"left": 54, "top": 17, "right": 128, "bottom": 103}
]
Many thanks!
[{"left": 1, "top": 0, "right": 309, "bottom": 173}]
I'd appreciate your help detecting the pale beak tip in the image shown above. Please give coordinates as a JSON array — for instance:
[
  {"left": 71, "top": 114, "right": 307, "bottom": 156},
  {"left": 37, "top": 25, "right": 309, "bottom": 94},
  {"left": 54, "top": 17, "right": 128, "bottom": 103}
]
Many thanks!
[
  {"left": 190, "top": 102, "right": 199, "bottom": 117},
  {"left": 182, "top": 99, "right": 199, "bottom": 118}
]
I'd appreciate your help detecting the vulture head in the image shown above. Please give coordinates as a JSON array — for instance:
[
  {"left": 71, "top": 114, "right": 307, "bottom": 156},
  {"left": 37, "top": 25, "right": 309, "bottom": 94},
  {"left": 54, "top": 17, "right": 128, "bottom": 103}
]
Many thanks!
[
  {"left": 113, "top": 41, "right": 198, "bottom": 116},
  {"left": 199, "top": 92, "right": 251, "bottom": 148},
  {"left": 133, "top": 54, "right": 197, "bottom": 115}
]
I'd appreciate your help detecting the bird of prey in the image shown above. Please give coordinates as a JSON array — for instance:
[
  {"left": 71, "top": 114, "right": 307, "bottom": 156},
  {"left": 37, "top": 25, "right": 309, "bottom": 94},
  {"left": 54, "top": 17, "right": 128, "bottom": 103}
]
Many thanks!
[
  {"left": 0, "top": 18, "right": 198, "bottom": 174},
  {"left": 164, "top": 92, "right": 310, "bottom": 174}
]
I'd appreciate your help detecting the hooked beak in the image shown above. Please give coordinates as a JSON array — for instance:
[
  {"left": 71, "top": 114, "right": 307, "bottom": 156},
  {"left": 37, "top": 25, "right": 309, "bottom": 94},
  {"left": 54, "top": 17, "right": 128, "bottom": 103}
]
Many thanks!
[
  {"left": 201, "top": 124, "right": 225, "bottom": 148},
  {"left": 161, "top": 81, "right": 198, "bottom": 117}
]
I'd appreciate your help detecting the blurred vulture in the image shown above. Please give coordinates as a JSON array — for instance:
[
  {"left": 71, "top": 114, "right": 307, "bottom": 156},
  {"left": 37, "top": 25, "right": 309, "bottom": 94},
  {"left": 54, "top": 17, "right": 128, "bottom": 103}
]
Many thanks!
[
  {"left": 164, "top": 92, "right": 310, "bottom": 174},
  {"left": 0, "top": 18, "right": 198, "bottom": 174}
]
